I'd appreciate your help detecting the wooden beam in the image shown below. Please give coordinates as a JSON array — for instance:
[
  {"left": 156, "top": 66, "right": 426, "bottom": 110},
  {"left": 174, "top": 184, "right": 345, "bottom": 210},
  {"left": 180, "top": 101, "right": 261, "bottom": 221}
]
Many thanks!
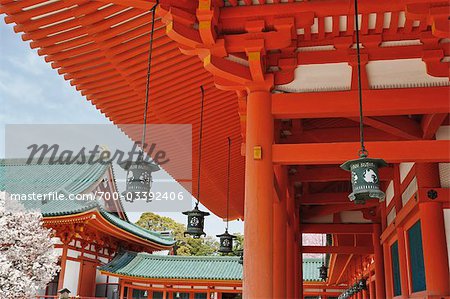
[
  {"left": 302, "top": 202, "right": 378, "bottom": 219},
  {"left": 302, "top": 245, "right": 373, "bottom": 254},
  {"left": 291, "top": 166, "right": 393, "bottom": 182},
  {"left": 355, "top": 116, "right": 422, "bottom": 140},
  {"left": 301, "top": 223, "right": 374, "bottom": 234},
  {"left": 421, "top": 113, "right": 448, "bottom": 139},
  {"left": 273, "top": 140, "right": 450, "bottom": 165},
  {"left": 272, "top": 87, "right": 449, "bottom": 119},
  {"left": 300, "top": 193, "right": 353, "bottom": 205}
]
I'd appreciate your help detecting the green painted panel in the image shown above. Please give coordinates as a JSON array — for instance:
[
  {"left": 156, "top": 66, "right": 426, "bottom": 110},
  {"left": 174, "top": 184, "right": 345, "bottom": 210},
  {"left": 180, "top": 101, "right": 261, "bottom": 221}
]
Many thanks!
[
  {"left": 391, "top": 241, "right": 402, "bottom": 297},
  {"left": 408, "top": 221, "right": 426, "bottom": 293}
]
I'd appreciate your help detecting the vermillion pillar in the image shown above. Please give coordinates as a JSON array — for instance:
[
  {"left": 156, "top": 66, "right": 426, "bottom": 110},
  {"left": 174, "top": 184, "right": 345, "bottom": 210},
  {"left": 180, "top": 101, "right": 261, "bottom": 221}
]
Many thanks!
[
  {"left": 244, "top": 89, "right": 274, "bottom": 298},
  {"left": 286, "top": 183, "right": 296, "bottom": 298},
  {"left": 294, "top": 233, "right": 300, "bottom": 299},
  {"left": 419, "top": 202, "right": 450, "bottom": 296},
  {"left": 286, "top": 224, "right": 295, "bottom": 298},
  {"left": 299, "top": 232, "right": 303, "bottom": 299},
  {"left": 372, "top": 224, "right": 386, "bottom": 299},
  {"left": 370, "top": 281, "right": 376, "bottom": 299},
  {"left": 396, "top": 228, "right": 409, "bottom": 298},
  {"left": 416, "top": 163, "right": 450, "bottom": 296},
  {"left": 273, "top": 166, "right": 287, "bottom": 299}
]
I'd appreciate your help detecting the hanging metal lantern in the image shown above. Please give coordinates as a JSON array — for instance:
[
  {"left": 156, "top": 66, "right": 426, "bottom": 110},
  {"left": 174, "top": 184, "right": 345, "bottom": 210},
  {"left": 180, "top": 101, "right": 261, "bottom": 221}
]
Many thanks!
[
  {"left": 120, "top": 2, "right": 159, "bottom": 203},
  {"left": 340, "top": 153, "right": 387, "bottom": 204},
  {"left": 358, "top": 278, "right": 367, "bottom": 290},
  {"left": 119, "top": 155, "right": 159, "bottom": 202},
  {"left": 340, "top": 0, "right": 387, "bottom": 205},
  {"left": 318, "top": 264, "right": 328, "bottom": 281},
  {"left": 183, "top": 86, "right": 209, "bottom": 238},
  {"left": 216, "top": 230, "right": 236, "bottom": 254},
  {"left": 183, "top": 204, "right": 210, "bottom": 238}
]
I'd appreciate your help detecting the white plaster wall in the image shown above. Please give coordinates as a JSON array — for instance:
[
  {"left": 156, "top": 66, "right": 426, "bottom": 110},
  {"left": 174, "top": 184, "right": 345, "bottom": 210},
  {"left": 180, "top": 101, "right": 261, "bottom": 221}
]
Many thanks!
[
  {"left": 84, "top": 252, "right": 96, "bottom": 260},
  {"left": 387, "top": 209, "right": 396, "bottom": 225},
  {"left": 96, "top": 269, "right": 107, "bottom": 284},
  {"left": 366, "top": 58, "right": 450, "bottom": 89},
  {"left": 402, "top": 177, "right": 418, "bottom": 206},
  {"left": 400, "top": 162, "right": 415, "bottom": 183},
  {"left": 436, "top": 126, "right": 450, "bottom": 188},
  {"left": 63, "top": 260, "right": 80, "bottom": 295},
  {"left": 108, "top": 276, "right": 119, "bottom": 284},
  {"left": 444, "top": 209, "right": 450, "bottom": 277},
  {"left": 67, "top": 249, "right": 79, "bottom": 258},
  {"left": 386, "top": 180, "right": 394, "bottom": 206},
  {"left": 276, "top": 63, "right": 352, "bottom": 92}
]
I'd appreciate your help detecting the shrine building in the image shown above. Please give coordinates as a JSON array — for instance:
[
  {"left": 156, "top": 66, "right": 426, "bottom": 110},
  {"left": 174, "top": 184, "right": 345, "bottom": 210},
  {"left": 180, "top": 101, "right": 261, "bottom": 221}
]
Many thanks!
[{"left": 1, "top": 0, "right": 449, "bottom": 298}]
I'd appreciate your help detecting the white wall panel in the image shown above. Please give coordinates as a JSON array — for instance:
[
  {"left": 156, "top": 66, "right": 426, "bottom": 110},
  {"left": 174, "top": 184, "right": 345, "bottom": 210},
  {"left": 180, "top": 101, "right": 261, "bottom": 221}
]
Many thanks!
[
  {"left": 63, "top": 260, "right": 80, "bottom": 295},
  {"left": 443, "top": 209, "right": 450, "bottom": 276}
]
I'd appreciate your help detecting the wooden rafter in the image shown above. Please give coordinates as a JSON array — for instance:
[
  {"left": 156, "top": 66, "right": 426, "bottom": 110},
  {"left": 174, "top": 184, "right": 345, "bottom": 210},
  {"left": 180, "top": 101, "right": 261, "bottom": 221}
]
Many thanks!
[{"left": 349, "top": 116, "right": 422, "bottom": 140}]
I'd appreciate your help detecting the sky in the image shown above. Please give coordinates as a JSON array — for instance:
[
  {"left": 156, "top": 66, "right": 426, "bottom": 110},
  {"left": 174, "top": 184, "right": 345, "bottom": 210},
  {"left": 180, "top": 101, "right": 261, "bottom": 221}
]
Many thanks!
[{"left": 0, "top": 21, "right": 244, "bottom": 238}]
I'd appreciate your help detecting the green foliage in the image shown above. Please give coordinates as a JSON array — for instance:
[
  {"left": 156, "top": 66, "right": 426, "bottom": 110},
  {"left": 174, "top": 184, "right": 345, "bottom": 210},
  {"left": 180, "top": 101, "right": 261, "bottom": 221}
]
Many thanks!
[
  {"left": 233, "top": 233, "right": 244, "bottom": 252},
  {"left": 136, "top": 212, "right": 220, "bottom": 256}
]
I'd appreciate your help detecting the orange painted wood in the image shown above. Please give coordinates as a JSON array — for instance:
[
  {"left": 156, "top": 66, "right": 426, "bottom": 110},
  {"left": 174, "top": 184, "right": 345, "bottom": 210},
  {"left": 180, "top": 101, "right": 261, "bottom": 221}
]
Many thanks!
[
  {"left": 292, "top": 166, "right": 393, "bottom": 182},
  {"left": 272, "top": 87, "right": 450, "bottom": 119},
  {"left": 396, "top": 228, "right": 410, "bottom": 297},
  {"left": 78, "top": 259, "right": 97, "bottom": 297},
  {"left": 373, "top": 224, "right": 386, "bottom": 299},
  {"left": 301, "top": 223, "right": 374, "bottom": 234},
  {"left": 302, "top": 246, "right": 374, "bottom": 254},
  {"left": 421, "top": 113, "right": 448, "bottom": 139},
  {"left": 243, "top": 90, "right": 273, "bottom": 297},
  {"left": 272, "top": 166, "right": 287, "bottom": 299},
  {"left": 272, "top": 140, "right": 450, "bottom": 165},
  {"left": 419, "top": 202, "right": 450, "bottom": 296}
]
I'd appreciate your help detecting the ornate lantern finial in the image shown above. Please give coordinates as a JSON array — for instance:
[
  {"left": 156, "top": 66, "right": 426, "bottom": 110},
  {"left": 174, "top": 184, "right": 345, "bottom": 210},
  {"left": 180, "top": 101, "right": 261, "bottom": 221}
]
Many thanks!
[
  {"left": 217, "top": 137, "right": 237, "bottom": 254},
  {"left": 340, "top": 0, "right": 387, "bottom": 204},
  {"left": 120, "top": 3, "right": 159, "bottom": 201},
  {"left": 183, "top": 86, "right": 209, "bottom": 238}
]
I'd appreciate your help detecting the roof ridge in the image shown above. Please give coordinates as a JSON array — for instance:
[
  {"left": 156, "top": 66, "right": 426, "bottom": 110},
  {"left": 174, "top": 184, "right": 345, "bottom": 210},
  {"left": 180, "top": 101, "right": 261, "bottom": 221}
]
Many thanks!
[{"left": 136, "top": 252, "right": 240, "bottom": 261}]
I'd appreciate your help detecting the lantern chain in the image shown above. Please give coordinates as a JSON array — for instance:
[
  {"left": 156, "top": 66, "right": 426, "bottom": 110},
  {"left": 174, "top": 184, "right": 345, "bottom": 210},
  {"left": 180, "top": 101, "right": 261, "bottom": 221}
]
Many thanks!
[
  {"left": 196, "top": 86, "right": 205, "bottom": 207},
  {"left": 141, "top": 1, "right": 159, "bottom": 155},
  {"left": 226, "top": 137, "right": 231, "bottom": 231},
  {"left": 354, "top": 0, "right": 367, "bottom": 158}
]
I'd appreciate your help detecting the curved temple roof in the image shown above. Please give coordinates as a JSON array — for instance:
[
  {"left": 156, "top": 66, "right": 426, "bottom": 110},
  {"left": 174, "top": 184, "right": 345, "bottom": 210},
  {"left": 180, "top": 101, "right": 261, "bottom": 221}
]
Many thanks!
[
  {"left": 1, "top": 0, "right": 448, "bottom": 222},
  {"left": 0, "top": 159, "right": 175, "bottom": 247},
  {"left": 100, "top": 250, "right": 324, "bottom": 282},
  {"left": 100, "top": 251, "right": 243, "bottom": 281},
  {"left": 0, "top": 0, "right": 245, "bottom": 219}
]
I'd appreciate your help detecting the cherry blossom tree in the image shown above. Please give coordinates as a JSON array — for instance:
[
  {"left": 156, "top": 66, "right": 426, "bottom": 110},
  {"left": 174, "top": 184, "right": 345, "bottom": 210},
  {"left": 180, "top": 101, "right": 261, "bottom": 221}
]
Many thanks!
[{"left": 0, "top": 192, "right": 60, "bottom": 298}]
